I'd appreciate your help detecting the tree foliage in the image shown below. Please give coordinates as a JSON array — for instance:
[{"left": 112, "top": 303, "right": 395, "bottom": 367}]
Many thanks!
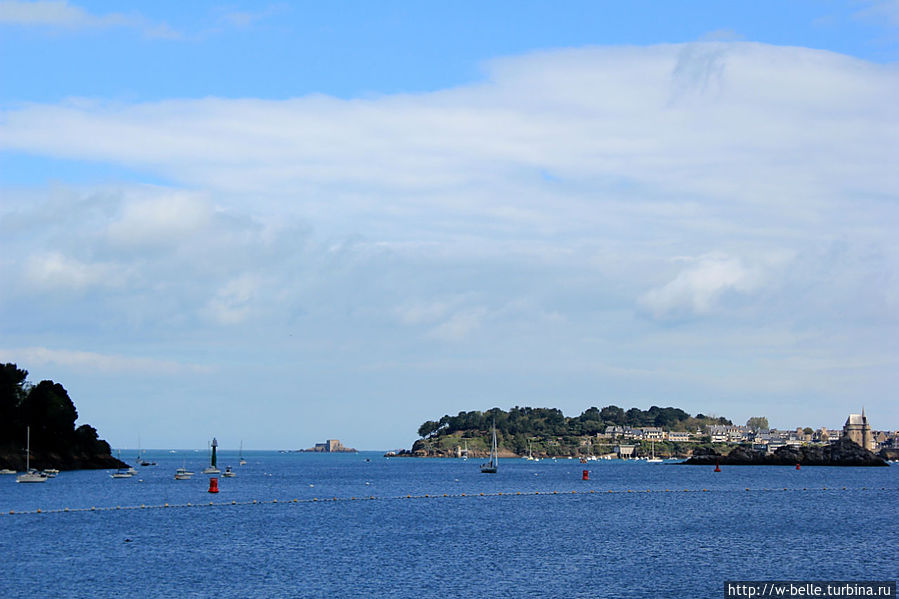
[
  {"left": 0, "top": 362, "right": 111, "bottom": 455},
  {"left": 416, "top": 404, "right": 703, "bottom": 442},
  {"left": 746, "top": 416, "right": 769, "bottom": 431}
]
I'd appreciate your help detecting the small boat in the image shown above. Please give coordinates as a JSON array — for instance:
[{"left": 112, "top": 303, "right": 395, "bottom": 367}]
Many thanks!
[
  {"left": 17, "top": 469, "right": 48, "bottom": 483},
  {"left": 647, "top": 441, "right": 663, "bottom": 464},
  {"left": 42, "top": 469, "right": 59, "bottom": 477},
  {"left": 221, "top": 465, "right": 236, "bottom": 478},
  {"left": 174, "top": 466, "right": 192, "bottom": 480},
  {"left": 0, "top": 468, "right": 16, "bottom": 475},
  {"left": 17, "top": 428, "right": 48, "bottom": 483},
  {"left": 137, "top": 439, "right": 156, "bottom": 466},
  {"left": 111, "top": 469, "right": 133, "bottom": 478},
  {"left": 239, "top": 440, "right": 247, "bottom": 466},
  {"left": 480, "top": 422, "right": 498, "bottom": 474},
  {"left": 524, "top": 439, "right": 536, "bottom": 461}
]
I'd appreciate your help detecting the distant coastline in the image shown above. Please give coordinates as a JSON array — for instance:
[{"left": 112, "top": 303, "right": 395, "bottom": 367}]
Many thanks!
[{"left": 397, "top": 406, "right": 898, "bottom": 465}]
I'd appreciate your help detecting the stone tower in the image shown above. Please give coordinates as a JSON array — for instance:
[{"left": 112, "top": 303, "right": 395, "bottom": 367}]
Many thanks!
[{"left": 842, "top": 409, "right": 874, "bottom": 451}]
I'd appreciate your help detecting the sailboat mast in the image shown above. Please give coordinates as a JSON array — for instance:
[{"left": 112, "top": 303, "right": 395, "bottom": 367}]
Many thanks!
[
  {"left": 492, "top": 423, "right": 498, "bottom": 469},
  {"left": 25, "top": 426, "right": 30, "bottom": 471}
]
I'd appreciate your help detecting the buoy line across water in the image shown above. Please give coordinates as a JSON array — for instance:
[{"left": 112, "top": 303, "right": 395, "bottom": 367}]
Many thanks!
[{"left": 2, "top": 486, "right": 896, "bottom": 517}]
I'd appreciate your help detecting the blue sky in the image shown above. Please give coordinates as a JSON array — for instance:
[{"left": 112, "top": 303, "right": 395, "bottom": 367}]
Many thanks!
[{"left": 1, "top": 1, "right": 897, "bottom": 450}]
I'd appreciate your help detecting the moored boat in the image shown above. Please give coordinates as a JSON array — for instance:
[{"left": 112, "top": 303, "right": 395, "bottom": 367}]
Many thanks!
[
  {"left": 480, "top": 422, "right": 498, "bottom": 474},
  {"left": 16, "top": 428, "right": 48, "bottom": 483}
]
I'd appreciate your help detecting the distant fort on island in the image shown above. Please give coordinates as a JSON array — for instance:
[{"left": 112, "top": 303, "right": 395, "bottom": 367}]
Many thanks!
[{"left": 301, "top": 439, "right": 357, "bottom": 453}]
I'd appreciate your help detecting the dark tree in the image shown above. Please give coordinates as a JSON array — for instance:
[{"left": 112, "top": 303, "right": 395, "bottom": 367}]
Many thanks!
[
  {"left": 19, "top": 380, "right": 78, "bottom": 451},
  {"left": 417, "top": 420, "right": 441, "bottom": 438},
  {"left": 0, "top": 364, "right": 29, "bottom": 442},
  {"left": 600, "top": 405, "right": 626, "bottom": 425}
]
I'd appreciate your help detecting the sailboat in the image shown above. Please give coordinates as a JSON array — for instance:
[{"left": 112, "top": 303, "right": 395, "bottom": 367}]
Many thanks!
[
  {"left": 647, "top": 440, "right": 663, "bottom": 463},
  {"left": 461, "top": 440, "right": 469, "bottom": 460},
  {"left": 16, "top": 427, "right": 48, "bottom": 483},
  {"left": 202, "top": 438, "right": 220, "bottom": 474},
  {"left": 111, "top": 449, "right": 135, "bottom": 477},
  {"left": 480, "top": 422, "right": 498, "bottom": 474},
  {"left": 138, "top": 437, "right": 156, "bottom": 466},
  {"left": 239, "top": 440, "right": 247, "bottom": 466}
]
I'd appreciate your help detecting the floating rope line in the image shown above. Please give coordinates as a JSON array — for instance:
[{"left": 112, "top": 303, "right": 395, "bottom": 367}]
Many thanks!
[{"left": 2, "top": 486, "right": 895, "bottom": 517}]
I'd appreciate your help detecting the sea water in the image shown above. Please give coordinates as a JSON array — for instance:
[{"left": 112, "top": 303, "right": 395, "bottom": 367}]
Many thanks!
[{"left": 0, "top": 451, "right": 896, "bottom": 598}]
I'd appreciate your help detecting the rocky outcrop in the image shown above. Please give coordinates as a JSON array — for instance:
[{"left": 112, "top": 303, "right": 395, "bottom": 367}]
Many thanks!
[{"left": 681, "top": 438, "right": 888, "bottom": 466}]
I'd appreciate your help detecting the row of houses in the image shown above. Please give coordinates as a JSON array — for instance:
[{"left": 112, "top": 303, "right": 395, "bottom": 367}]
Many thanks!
[
  {"left": 599, "top": 415, "right": 898, "bottom": 451},
  {"left": 599, "top": 426, "right": 693, "bottom": 442}
]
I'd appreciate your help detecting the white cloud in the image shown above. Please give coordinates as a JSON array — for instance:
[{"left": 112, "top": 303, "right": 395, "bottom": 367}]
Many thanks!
[
  {"left": 107, "top": 189, "right": 214, "bottom": 248},
  {"left": 1, "top": 43, "right": 894, "bottom": 212},
  {"left": 0, "top": 346, "right": 212, "bottom": 374},
  {"left": 638, "top": 254, "right": 761, "bottom": 320},
  {"left": 429, "top": 307, "right": 488, "bottom": 341},
  {"left": 205, "top": 275, "right": 262, "bottom": 325},
  {"left": 23, "top": 251, "right": 121, "bottom": 292}
]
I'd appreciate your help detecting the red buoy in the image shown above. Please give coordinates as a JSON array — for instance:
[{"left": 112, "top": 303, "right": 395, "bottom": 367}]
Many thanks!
[
  {"left": 714, "top": 461, "right": 721, "bottom": 472},
  {"left": 796, "top": 463, "right": 801, "bottom": 470},
  {"left": 208, "top": 477, "right": 219, "bottom": 493},
  {"left": 582, "top": 469, "right": 589, "bottom": 480}
]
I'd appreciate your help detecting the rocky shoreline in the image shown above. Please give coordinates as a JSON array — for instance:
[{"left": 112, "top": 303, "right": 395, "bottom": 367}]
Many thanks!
[
  {"left": 681, "top": 438, "right": 889, "bottom": 467},
  {"left": 0, "top": 449, "right": 128, "bottom": 472}
]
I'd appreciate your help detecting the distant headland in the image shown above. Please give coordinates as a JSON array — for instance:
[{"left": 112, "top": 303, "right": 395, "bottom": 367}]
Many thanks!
[
  {"left": 394, "top": 406, "right": 898, "bottom": 465},
  {"left": 0, "top": 363, "right": 127, "bottom": 471}
]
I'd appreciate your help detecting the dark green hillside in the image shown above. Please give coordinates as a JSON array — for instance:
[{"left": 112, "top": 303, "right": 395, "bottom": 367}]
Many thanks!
[{"left": 0, "top": 363, "right": 126, "bottom": 471}]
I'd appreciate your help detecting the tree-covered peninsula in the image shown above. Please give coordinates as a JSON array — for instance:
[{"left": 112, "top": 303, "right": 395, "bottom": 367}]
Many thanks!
[
  {"left": 402, "top": 406, "right": 733, "bottom": 458},
  {"left": 0, "top": 363, "right": 126, "bottom": 471}
]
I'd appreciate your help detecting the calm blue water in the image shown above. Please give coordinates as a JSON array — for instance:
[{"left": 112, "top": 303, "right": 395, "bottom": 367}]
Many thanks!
[{"left": 1, "top": 451, "right": 896, "bottom": 598}]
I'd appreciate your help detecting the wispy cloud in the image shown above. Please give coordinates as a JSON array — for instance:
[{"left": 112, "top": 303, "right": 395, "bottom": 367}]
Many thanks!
[
  {"left": 0, "top": 0, "right": 181, "bottom": 38},
  {"left": 0, "top": 346, "right": 213, "bottom": 374},
  {"left": 854, "top": 0, "right": 899, "bottom": 28},
  {"left": 215, "top": 4, "right": 287, "bottom": 30}
]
